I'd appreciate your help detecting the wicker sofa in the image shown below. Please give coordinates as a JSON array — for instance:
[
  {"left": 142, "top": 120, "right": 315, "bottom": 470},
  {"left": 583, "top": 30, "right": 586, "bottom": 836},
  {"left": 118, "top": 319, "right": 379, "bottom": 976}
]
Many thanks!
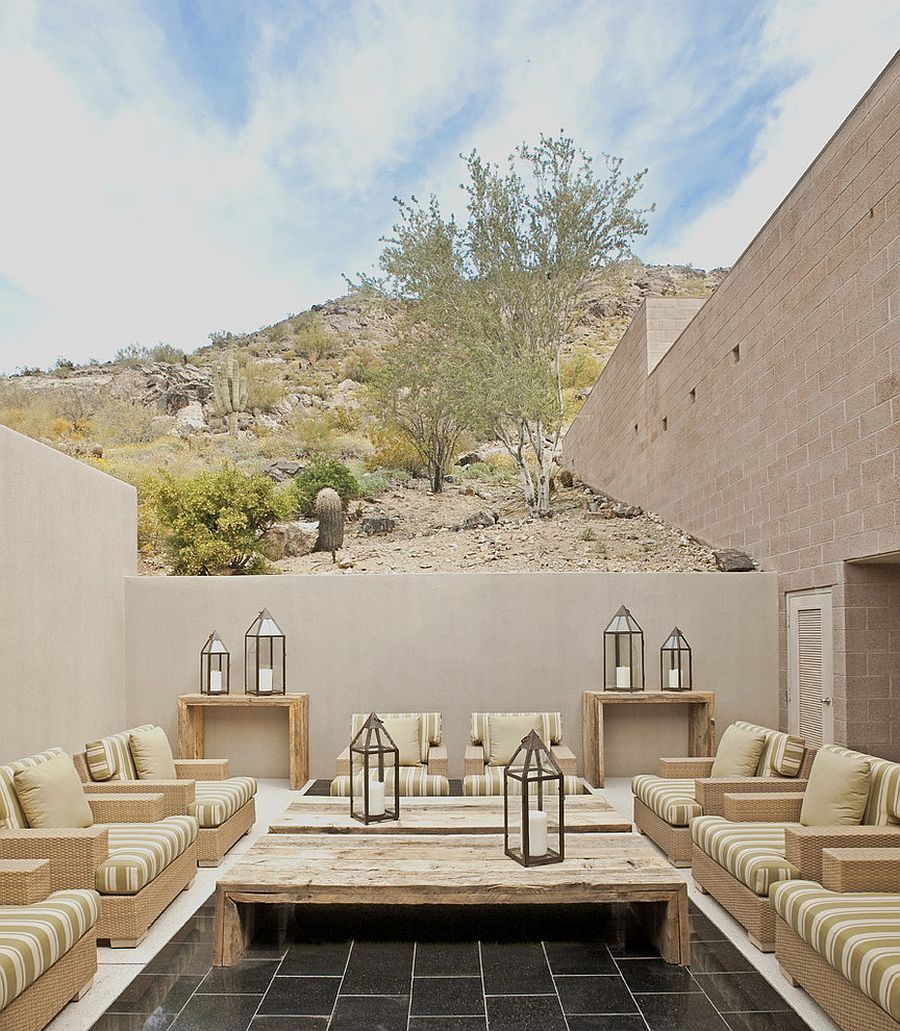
[
  {"left": 74, "top": 725, "right": 256, "bottom": 867},
  {"left": 330, "top": 713, "right": 450, "bottom": 796},
  {"left": 772, "top": 847, "right": 900, "bottom": 1031},
  {"left": 631, "top": 721, "right": 811, "bottom": 865},
  {"left": 463, "top": 712, "right": 582, "bottom": 795},
  {"left": 0, "top": 859, "right": 99, "bottom": 1031},
  {"left": 691, "top": 744, "right": 900, "bottom": 952},
  {"left": 0, "top": 748, "right": 197, "bottom": 948}
]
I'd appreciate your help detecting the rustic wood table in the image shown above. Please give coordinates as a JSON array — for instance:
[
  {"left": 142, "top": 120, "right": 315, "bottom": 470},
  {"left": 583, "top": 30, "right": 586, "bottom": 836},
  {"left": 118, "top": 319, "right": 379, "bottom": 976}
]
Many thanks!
[
  {"left": 582, "top": 690, "right": 716, "bottom": 787},
  {"left": 214, "top": 832, "right": 689, "bottom": 967},
  {"left": 177, "top": 693, "right": 309, "bottom": 789},
  {"left": 269, "top": 793, "right": 632, "bottom": 835}
]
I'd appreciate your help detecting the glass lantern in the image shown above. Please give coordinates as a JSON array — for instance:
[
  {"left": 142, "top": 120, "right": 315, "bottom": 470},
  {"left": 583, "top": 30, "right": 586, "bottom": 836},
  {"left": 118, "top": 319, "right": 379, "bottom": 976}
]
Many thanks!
[
  {"left": 603, "top": 605, "right": 645, "bottom": 691},
  {"left": 661, "top": 627, "right": 692, "bottom": 692},
  {"left": 503, "top": 730, "right": 565, "bottom": 867},
  {"left": 349, "top": 713, "right": 400, "bottom": 824},
  {"left": 200, "top": 631, "right": 230, "bottom": 695},
  {"left": 244, "top": 609, "right": 285, "bottom": 695}
]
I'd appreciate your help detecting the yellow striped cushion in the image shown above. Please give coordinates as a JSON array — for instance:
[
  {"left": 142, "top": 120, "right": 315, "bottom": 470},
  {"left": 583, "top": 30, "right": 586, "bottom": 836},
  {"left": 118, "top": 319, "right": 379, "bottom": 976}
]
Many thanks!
[
  {"left": 733, "top": 722, "right": 805, "bottom": 778},
  {"left": 772, "top": 880, "right": 900, "bottom": 1021},
  {"left": 96, "top": 815, "right": 197, "bottom": 895},
  {"left": 330, "top": 768, "right": 450, "bottom": 797},
  {"left": 470, "top": 713, "right": 562, "bottom": 747},
  {"left": 463, "top": 768, "right": 583, "bottom": 796},
  {"left": 189, "top": 778, "right": 256, "bottom": 828},
  {"left": 350, "top": 713, "right": 442, "bottom": 764},
  {"left": 0, "top": 749, "right": 64, "bottom": 830},
  {"left": 84, "top": 726, "right": 155, "bottom": 783},
  {"left": 691, "top": 815, "right": 799, "bottom": 895},
  {"left": 632, "top": 775, "right": 700, "bottom": 826},
  {"left": 0, "top": 889, "right": 99, "bottom": 1010}
]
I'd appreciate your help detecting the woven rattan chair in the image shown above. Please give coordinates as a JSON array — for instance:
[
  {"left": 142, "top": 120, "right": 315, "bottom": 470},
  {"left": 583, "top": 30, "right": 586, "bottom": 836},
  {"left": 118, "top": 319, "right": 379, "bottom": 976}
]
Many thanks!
[
  {"left": 631, "top": 721, "right": 812, "bottom": 866},
  {"left": 691, "top": 744, "right": 900, "bottom": 952},
  {"left": 0, "top": 859, "right": 98, "bottom": 1031}
]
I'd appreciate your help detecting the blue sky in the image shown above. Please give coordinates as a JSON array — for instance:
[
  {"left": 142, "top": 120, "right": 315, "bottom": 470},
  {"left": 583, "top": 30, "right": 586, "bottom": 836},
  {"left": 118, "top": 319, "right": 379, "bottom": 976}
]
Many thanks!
[{"left": 1, "top": 1, "right": 898, "bottom": 372}]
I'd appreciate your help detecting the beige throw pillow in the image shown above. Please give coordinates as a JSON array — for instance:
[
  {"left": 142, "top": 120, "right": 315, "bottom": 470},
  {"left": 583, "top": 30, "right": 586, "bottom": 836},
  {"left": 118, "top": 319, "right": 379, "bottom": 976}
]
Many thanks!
[
  {"left": 800, "top": 749, "right": 871, "bottom": 827},
  {"left": 710, "top": 724, "right": 767, "bottom": 777},
  {"left": 14, "top": 752, "right": 94, "bottom": 828},
  {"left": 486, "top": 714, "right": 543, "bottom": 766},
  {"left": 380, "top": 716, "right": 423, "bottom": 766},
  {"left": 130, "top": 726, "right": 177, "bottom": 780}
]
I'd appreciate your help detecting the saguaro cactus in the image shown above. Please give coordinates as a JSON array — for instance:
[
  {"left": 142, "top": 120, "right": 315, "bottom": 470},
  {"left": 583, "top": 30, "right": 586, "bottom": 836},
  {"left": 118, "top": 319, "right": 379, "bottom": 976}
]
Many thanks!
[
  {"left": 213, "top": 353, "right": 248, "bottom": 436},
  {"left": 314, "top": 487, "right": 344, "bottom": 561}
]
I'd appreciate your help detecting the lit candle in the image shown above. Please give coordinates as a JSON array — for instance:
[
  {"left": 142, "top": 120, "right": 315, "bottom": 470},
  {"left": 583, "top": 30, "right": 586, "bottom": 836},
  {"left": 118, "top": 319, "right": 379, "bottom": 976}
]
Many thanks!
[
  {"left": 209, "top": 670, "right": 223, "bottom": 694},
  {"left": 528, "top": 809, "right": 548, "bottom": 857},
  {"left": 615, "top": 665, "right": 630, "bottom": 689},
  {"left": 258, "top": 668, "right": 273, "bottom": 693},
  {"left": 668, "top": 668, "right": 680, "bottom": 690},
  {"left": 368, "top": 777, "right": 385, "bottom": 817}
]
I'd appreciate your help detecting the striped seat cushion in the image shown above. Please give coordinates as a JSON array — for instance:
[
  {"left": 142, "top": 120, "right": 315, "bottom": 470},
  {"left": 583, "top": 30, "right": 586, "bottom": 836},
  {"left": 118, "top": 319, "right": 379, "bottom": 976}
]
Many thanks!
[
  {"left": 0, "top": 749, "right": 64, "bottom": 830},
  {"left": 691, "top": 815, "right": 799, "bottom": 895},
  {"left": 772, "top": 880, "right": 900, "bottom": 1021},
  {"left": 188, "top": 777, "right": 257, "bottom": 829},
  {"left": 330, "top": 768, "right": 450, "bottom": 797},
  {"left": 463, "top": 768, "right": 583, "bottom": 796},
  {"left": 84, "top": 726, "right": 155, "bottom": 782},
  {"left": 96, "top": 815, "right": 197, "bottom": 895},
  {"left": 632, "top": 775, "right": 700, "bottom": 826},
  {"left": 0, "top": 889, "right": 99, "bottom": 1010}
]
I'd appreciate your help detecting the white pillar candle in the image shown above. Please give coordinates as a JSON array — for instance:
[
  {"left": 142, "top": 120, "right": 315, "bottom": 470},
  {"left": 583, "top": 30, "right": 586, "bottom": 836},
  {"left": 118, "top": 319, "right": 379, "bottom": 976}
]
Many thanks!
[
  {"left": 528, "top": 809, "right": 548, "bottom": 857},
  {"left": 258, "top": 668, "right": 273, "bottom": 694},
  {"left": 668, "top": 668, "right": 681, "bottom": 690},
  {"left": 209, "top": 670, "right": 223, "bottom": 694},
  {"left": 368, "top": 777, "right": 385, "bottom": 817},
  {"left": 615, "top": 665, "right": 630, "bottom": 690}
]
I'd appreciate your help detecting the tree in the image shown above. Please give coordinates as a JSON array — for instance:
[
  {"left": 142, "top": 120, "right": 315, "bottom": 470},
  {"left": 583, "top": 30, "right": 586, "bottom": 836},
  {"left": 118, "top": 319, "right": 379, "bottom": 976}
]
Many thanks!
[
  {"left": 289, "top": 458, "right": 361, "bottom": 516},
  {"left": 364, "top": 134, "right": 651, "bottom": 515}
]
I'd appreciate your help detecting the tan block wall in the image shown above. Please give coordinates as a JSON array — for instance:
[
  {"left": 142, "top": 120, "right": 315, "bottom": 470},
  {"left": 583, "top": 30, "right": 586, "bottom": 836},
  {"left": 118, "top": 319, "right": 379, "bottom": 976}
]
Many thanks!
[
  {"left": 0, "top": 426, "right": 137, "bottom": 760},
  {"left": 123, "top": 571, "right": 778, "bottom": 780}
]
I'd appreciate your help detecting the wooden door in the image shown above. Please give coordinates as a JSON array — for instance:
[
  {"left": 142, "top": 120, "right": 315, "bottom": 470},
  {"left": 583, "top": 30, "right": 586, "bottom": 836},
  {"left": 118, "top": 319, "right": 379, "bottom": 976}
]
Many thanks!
[{"left": 787, "top": 590, "right": 833, "bottom": 746}]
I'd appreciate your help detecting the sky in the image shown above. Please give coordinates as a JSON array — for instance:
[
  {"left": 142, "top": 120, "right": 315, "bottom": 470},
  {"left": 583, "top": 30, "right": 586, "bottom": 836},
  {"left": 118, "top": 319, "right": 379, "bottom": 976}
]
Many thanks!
[{"left": 0, "top": 1, "right": 898, "bottom": 373}]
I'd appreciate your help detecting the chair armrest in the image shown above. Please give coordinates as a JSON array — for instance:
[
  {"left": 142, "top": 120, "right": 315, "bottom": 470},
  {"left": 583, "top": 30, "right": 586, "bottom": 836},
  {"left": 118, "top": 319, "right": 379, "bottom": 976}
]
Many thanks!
[
  {"left": 697, "top": 777, "right": 808, "bottom": 816},
  {"left": 88, "top": 792, "right": 165, "bottom": 824},
  {"left": 722, "top": 792, "right": 804, "bottom": 822},
  {"left": 426, "top": 743, "right": 449, "bottom": 779},
  {"left": 551, "top": 744, "right": 577, "bottom": 777},
  {"left": 0, "top": 859, "right": 52, "bottom": 905},
  {"left": 785, "top": 825, "right": 900, "bottom": 883},
  {"left": 821, "top": 847, "right": 900, "bottom": 893},
  {"left": 464, "top": 744, "right": 485, "bottom": 779},
  {"left": 174, "top": 758, "right": 229, "bottom": 781},
  {"left": 658, "top": 757, "right": 715, "bottom": 778},
  {"left": 0, "top": 827, "right": 108, "bottom": 891},
  {"left": 82, "top": 778, "right": 194, "bottom": 813}
]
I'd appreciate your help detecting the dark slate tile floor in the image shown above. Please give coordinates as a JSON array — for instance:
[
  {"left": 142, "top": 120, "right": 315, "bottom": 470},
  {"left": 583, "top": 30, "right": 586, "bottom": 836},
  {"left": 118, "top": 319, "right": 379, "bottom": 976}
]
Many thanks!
[{"left": 90, "top": 896, "right": 815, "bottom": 1031}]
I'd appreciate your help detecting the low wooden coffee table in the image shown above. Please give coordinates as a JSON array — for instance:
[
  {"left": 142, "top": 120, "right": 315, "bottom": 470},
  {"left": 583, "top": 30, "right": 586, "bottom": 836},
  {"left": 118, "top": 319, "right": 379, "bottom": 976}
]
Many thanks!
[
  {"left": 269, "top": 793, "right": 632, "bottom": 835},
  {"left": 214, "top": 832, "right": 689, "bottom": 967}
]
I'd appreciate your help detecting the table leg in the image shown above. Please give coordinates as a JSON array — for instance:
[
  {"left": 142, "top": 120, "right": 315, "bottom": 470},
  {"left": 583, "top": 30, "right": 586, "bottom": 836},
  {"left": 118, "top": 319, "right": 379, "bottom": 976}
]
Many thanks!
[
  {"left": 288, "top": 697, "right": 308, "bottom": 790},
  {"left": 688, "top": 702, "right": 713, "bottom": 757},
  {"left": 214, "top": 889, "right": 249, "bottom": 966},
  {"left": 639, "top": 885, "right": 690, "bottom": 964}
]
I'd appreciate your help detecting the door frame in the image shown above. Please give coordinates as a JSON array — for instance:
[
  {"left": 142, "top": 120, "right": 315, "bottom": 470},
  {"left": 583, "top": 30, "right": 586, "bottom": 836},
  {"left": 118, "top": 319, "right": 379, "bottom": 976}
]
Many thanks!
[{"left": 786, "top": 589, "right": 834, "bottom": 746}]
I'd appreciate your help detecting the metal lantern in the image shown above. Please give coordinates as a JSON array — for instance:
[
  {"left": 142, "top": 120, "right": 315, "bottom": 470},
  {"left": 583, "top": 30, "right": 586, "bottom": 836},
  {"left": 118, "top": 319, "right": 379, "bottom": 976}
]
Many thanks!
[
  {"left": 200, "top": 631, "right": 230, "bottom": 695},
  {"left": 244, "top": 609, "right": 286, "bottom": 695},
  {"left": 349, "top": 712, "right": 400, "bottom": 824},
  {"left": 603, "top": 605, "right": 645, "bottom": 691},
  {"left": 503, "top": 730, "right": 565, "bottom": 867},
  {"left": 661, "top": 627, "right": 692, "bottom": 692}
]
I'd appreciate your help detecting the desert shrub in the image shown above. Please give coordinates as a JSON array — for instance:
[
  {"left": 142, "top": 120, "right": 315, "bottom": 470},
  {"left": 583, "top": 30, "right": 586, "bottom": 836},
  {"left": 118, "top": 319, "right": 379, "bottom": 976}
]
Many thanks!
[
  {"left": 288, "top": 458, "right": 361, "bottom": 516},
  {"left": 144, "top": 464, "right": 291, "bottom": 575},
  {"left": 342, "top": 344, "right": 383, "bottom": 383},
  {"left": 113, "top": 344, "right": 151, "bottom": 367},
  {"left": 92, "top": 399, "right": 156, "bottom": 445},
  {"left": 292, "top": 313, "right": 333, "bottom": 363},
  {"left": 245, "top": 363, "right": 286, "bottom": 412},
  {"left": 456, "top": 459, "right": 516, "bottom": 483},
  {"left": 356, "top": 469, "right": 393, "bottom": 497},
  {"left": 148, "top": 343, "right": 185, "bottom": 364},
  {"left": 327, "top": 405, "right": 360, "bottom": 433},
  {"left": 560, "top": 349, "right": 602, "bottom": 390},
  {"left": 365, "top": 424, "right": 425, "bottom": 475},
  {"left": 290, "top": 411, "right": 339, "bottom": 455}
]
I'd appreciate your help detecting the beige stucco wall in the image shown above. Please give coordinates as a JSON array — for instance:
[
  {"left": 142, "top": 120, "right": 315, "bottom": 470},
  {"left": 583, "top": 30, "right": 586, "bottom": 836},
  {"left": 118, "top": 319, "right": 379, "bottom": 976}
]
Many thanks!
[
  {"left": 124, "top": 571, "right": 778, "bottom": 780},
  {"left": 0, "top": 426, "right": 137, "bottom": 759}
]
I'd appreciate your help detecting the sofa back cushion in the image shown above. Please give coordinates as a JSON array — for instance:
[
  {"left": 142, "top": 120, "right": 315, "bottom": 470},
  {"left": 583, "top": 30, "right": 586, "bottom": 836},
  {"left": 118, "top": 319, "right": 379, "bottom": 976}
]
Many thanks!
[
  {"left": 84, "top": 725, "right": 155, "bottom": 782},
  {"left": 711, "top": 724, "right": 767, "bottom": 777},
  {"left": 380, "top": 716, "right": 423, "bottom": 766},
  {"left": 800, "top": 746, "right": 871, "bottom": 826},
  {"left": 13, "top": 751, "right": 94, "bottom": 828},
  {"left": 824, "top": 745, "right": 900, "bottom": 826},
  {"left": 350, "top": 713, "right": 441, "bottom": 764},
  {"left": 485, "top": 714, "right": 544, "bottom": 766},
  {"left": 470, "top": 712, "right": 562, "bottom": 747},
  {"left": 130, "top": 726, "right": 177, "bottom": 780},
  {"left": 0, "top": 748, "right": 64, "bottom": 830}
]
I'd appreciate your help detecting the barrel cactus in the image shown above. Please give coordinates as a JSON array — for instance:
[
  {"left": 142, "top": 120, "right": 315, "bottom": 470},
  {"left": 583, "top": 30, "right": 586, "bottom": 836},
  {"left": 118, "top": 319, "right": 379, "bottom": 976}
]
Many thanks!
[
  {"left": 213, "top": 353, "right": 248, "bottom": 436},
  {"left": 314, "top": 487, "right": 344, "bottom": 560}
]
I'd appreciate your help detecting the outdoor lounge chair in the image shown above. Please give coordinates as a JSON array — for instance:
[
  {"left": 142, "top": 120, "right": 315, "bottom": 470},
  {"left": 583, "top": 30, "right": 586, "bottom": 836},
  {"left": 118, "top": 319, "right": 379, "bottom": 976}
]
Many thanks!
[
  {"left": 0, "top": 747, "right": 197, "bottom": 948},
  {"left": 690, "top": 743, "right": 900, "bottom": 952},
  {"left": 463, "top": 712, "right": 582, "bottom": 795},
  {"left": 74, "top": 724, "right": 256, "bottom": 867},
  {"left": 631, "top": 721, "right": 810, "bottom": 866},
  {"left": 0, "top": 859, "right": 99, "bottom": 1031},
  {"left": 330, "top": 713, "right": 450, "bottom": 796}
]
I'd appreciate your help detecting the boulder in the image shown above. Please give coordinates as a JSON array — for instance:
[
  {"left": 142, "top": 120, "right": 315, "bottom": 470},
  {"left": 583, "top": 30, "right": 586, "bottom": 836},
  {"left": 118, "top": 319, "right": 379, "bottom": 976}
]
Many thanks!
[
  {"left": 173, "top": 400, "right": 207, "bottom": 432},
  {"left": 557, "top": 469, "right": 574, "bottom": 488},
  {"left": 261, "top": 523, "right": 315, "bottom": 560},
  {"left": 264, "top": 459, "right": 304, "bottom": 482},
  {"left": 714, "top": 549, "right": 756, "bottom": 572},
  {"left": 109, "top": 361, "right": 213, "bottom": 414},
  {"left": 456, "top": 510, "right": 499, "bottom": 531},
  {"left": 361, "top": 515, "right": 397, "bottom": 536}
]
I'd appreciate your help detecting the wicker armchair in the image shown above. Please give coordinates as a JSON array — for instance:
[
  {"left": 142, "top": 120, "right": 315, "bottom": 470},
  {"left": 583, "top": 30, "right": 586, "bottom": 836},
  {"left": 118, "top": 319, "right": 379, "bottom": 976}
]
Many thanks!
[
  {"left": 691, "top": 744, "right": 900, "bottom": 952},
  {"left": 631, "top": 722, "right": 811, "bottom": 866}
]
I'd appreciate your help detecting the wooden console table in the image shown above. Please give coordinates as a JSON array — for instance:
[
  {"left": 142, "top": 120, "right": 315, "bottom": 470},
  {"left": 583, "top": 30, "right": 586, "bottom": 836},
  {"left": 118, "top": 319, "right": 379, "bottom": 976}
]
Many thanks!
[
  {"left": 177, "top": 694, "right": 309, "bottom": 789},
  {"left": 582, "top": 691, "right": 716, "bottom": 787}
]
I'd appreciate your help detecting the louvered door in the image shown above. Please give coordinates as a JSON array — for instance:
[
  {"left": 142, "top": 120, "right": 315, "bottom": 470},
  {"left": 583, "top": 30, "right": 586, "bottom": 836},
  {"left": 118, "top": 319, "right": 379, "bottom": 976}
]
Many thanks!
[{"left": 787, "top": 591, "right": 833, "bottom": 746}]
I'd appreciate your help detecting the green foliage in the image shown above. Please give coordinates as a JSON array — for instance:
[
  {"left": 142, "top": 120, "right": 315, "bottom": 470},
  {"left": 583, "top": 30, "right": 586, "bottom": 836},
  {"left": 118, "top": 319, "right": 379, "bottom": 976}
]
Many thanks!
[
  {"left": 365, "top": 424, "right": 426, "bottom": 475},
  {"left": 113, "top": 344, "right": 150, "bottom": 367},
  {"left": 145, "top": 464, "right": 290, "bottom": 575},
  {"left": 245, "top": 363, "right": 286, "bottom": 412},
  {"left": 148, "top": 343, "right": 185, "bottom": 364},
  {"left": 560, "top": 349, "right": 602, "bottom": 390},
  {"left": 288, "top": 458, "right": 361, "bottom": 516},
  {"left": 292, "top": 312, "right": 333, "bottom": 363},
  {"left": 342, "top": 344, "right": 383, "bottom": 383},
  {"left": 213, "top": 352, "right": 249, "bottom": 434},
  {"left": 91, "top": 399, "right": 156, "bottom": 445},
  {"left": 54, "top": 356, "right": 75, "bottom": 371}
]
